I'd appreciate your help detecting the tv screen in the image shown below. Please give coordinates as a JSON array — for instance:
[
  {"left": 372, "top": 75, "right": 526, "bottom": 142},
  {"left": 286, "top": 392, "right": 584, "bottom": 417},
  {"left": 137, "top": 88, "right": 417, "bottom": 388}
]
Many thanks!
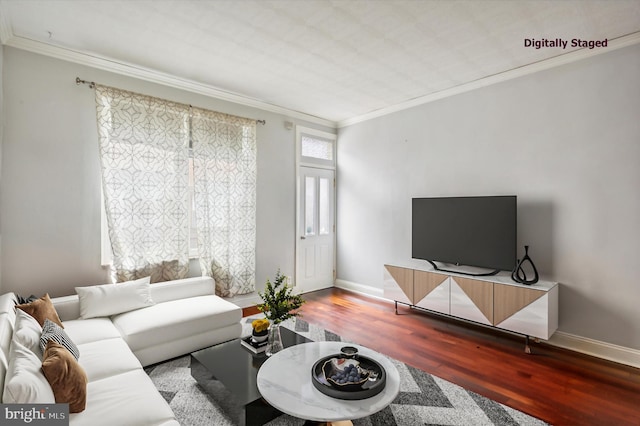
[{"left": 412, "top": 196, "right": 517, "bottom": 273}]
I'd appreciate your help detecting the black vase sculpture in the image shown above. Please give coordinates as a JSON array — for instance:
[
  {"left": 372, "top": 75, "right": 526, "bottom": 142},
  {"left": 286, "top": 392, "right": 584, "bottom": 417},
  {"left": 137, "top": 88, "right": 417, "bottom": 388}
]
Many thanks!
[{"left": 511, "top": 245, "right": 539, "bottom": 285}]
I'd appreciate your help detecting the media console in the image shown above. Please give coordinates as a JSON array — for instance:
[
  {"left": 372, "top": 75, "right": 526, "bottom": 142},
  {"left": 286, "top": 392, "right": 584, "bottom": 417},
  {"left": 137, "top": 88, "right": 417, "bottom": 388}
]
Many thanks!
[{"left": 383, "top": 262, "right": 558, "bottom": 353}]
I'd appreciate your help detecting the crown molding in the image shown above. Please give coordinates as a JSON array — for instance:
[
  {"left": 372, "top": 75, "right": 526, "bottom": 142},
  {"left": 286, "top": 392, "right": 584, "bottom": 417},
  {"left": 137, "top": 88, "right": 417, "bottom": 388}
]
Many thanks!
[
  {"left": 2, "top": 34, "right": 337, "bottom": 129},
  {"left": 3, "top": 21, "right": 638, "bottom": 130},
  {"left": 338, "top": 31, "right": 640, "bottom": 128}
]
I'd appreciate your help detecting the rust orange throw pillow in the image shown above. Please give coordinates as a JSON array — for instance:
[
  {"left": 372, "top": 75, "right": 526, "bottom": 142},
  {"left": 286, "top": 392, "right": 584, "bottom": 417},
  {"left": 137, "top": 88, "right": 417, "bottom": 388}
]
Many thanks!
[
  {"left": 41, "top": 341, "right": 87, "bottom": 413},
  {"left": 16, "top": 294, "right": 64, "bottom": 328}
]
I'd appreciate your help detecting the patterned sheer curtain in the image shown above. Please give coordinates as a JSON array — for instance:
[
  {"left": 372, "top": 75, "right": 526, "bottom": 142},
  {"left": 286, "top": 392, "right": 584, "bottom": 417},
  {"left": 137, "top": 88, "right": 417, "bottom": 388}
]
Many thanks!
[
  {"left": 191, "top": 107, "right": 257, "bottom": 297},
  {"left": 95, "top": 86, "right": 191, "bottom": 283}
]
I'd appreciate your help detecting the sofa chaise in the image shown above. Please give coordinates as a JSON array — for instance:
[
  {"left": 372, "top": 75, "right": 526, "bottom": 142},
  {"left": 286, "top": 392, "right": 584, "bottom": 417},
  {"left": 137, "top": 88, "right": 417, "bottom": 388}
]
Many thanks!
[{"left": 0, "top": 276, "right": 242, "bottom": 425}]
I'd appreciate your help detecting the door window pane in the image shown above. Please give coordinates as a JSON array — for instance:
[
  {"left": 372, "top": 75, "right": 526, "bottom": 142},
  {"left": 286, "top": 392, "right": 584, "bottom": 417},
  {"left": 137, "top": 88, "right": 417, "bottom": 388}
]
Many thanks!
[
  {"left": 305, "top": 176, "right": 315, "bottom": 236},
  {"left": 301, "top": 136, "right": 333, "bottom": 161},
  {"left": 319, "top": 178, "right": 330, "bottom": 235}
]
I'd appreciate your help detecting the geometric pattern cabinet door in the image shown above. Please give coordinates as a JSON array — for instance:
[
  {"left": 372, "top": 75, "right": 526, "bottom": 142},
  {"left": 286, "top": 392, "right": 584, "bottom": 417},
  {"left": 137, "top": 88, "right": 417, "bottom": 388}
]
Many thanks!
[
  {"left": 414, "top": 270, "right": 449, "bottom": 314},
  {"left": 383, "top": 265, "right": 414, "bottom": 305},
  {"left": 450, "top": 277, "right": 493, "bottom": 326},
  {"left": 494, "top": 283, "right": 558, "bottom": 339}
]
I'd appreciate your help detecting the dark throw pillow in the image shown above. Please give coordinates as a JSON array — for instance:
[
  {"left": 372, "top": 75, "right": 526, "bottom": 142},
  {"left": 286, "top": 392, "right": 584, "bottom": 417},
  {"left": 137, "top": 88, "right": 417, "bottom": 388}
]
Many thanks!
[{"left": 16, "top": 294, "right": 38, "bottom": 305}]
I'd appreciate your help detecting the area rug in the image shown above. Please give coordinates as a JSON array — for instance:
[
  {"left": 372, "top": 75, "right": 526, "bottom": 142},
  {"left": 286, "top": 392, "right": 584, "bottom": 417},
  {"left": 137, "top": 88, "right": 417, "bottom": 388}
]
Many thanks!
[{"left": 144, "top": 316, "right": 548, "bottom": 426}]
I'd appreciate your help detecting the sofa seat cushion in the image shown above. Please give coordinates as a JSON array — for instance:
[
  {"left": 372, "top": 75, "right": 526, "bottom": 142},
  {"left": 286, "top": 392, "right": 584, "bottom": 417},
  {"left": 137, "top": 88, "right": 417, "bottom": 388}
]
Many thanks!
[
  {"left": 111, "top": 295, "right": 241, "bottom": 352},
  {"left": 62, "top": 318, "right": 121, "bottom": 345},
  {"left": 69, "top": 370, "right": 176, "bottom": 426},
  {"left": 76, "top": 338, "right": 142, "bottom": 382}
]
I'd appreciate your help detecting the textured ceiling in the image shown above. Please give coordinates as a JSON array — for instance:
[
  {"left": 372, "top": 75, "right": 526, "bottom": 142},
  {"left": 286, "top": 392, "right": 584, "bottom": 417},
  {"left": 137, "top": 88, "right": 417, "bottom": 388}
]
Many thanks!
[{"left": 2, "top": 0, "right": 640, "bottom": 125}]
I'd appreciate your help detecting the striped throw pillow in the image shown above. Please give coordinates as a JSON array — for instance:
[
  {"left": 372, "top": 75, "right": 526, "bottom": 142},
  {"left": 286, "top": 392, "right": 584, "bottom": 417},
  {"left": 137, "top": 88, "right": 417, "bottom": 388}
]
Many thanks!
[{"left": 40, "top": 319, "right": 80, "bottom": 360}]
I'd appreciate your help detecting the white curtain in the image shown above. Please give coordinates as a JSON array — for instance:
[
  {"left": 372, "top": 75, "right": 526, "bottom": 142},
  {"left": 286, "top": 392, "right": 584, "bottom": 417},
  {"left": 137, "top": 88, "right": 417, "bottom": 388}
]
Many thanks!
[
  {"left": 95, "top": 86, "right": 191, "bottom": 283},
  {"left": 191, "top": 107, "right": 257, "bottom": 297}
]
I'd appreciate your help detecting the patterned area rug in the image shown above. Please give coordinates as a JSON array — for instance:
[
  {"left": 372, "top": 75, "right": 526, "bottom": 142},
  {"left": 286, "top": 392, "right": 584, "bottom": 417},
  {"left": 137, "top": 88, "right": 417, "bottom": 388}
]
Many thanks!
[{"left": 144, "top": 317, "right": 548, "bottom": 426}]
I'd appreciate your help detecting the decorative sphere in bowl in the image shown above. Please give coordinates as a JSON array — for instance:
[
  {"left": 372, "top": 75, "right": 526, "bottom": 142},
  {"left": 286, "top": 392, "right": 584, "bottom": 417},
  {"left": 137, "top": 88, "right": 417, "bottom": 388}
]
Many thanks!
[{"left": 322, "top": 357, "right": 369, "bottom": 390}]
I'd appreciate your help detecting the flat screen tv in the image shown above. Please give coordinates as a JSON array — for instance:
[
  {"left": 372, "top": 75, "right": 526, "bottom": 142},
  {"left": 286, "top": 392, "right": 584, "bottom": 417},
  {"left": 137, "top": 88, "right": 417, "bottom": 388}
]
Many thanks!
[{"left": 412, "top": 196, "right": 517, "bottom": 275}]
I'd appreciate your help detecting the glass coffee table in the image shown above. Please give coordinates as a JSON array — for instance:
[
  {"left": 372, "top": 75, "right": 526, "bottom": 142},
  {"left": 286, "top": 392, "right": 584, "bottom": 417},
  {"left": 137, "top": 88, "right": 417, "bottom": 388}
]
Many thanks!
[{"left": 190, "top": 326, "right": 312, "bottom": 426}]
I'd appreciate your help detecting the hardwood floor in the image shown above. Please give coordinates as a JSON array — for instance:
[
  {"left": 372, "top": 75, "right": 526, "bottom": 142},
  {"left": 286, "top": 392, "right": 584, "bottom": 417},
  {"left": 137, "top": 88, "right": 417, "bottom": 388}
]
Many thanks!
[{"left": 244, "top": 287, "right": 640, "bottom": 425}]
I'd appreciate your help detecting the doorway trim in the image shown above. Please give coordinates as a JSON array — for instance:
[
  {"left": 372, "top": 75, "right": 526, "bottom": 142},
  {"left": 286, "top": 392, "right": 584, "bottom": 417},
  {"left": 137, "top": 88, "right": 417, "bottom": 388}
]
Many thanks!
[{"left": 295, "top": 126, "right": 337, "bottom": 293}]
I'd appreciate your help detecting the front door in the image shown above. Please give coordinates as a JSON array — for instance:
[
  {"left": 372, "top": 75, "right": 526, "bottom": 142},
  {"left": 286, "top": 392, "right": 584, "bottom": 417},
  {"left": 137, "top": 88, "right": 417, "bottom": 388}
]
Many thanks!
[{"left": 296, "top": 166, "right": 335, "bottom": 293}]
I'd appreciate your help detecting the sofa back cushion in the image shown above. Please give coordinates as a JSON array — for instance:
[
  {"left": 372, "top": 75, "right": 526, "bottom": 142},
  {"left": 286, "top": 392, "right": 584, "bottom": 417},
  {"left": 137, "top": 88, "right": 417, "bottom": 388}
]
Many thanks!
[
  {"left": 13, "top": 310, "right": 43, "bottom": 357},
  {"left": 149, "top": 276, "right": 215, "bottom": 303},
  {"left": 3, "top": 340, "right": 55, "bottom": 404},
  {"left": 51, "top": 294, "right": 81, "bottom": 322},
  {"left": 0, "top": 292, "right": 18, "bottom": 402},
  {"left": 51, "top": 276, "right": 216, "bottom": 321}
]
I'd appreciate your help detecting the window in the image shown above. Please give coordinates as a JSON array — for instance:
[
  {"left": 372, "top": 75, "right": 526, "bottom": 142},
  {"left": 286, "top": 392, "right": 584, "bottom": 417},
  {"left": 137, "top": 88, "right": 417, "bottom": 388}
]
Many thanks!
[
  {"left": 299, "top": 133, "right": 335, "bottom": 168},
  {"left": 318, "top": 177, "right": 330, "bottom": 235},
  {"left": 102, "top": 152, "right": 199, "bottom": 265},
  {"left": 305, "top": 176, "right": 316, "bottom": 236},
  {"left": 301, "top": 136, "right": 333, "bottom": 161},
  {"left": 96, "top": 85, "right": 257, "bottom": 296}
]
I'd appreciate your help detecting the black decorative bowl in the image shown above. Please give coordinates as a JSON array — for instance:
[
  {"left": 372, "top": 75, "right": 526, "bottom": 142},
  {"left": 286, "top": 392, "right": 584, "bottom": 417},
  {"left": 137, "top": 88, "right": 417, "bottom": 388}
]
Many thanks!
[{"left": 311, "top": 354, "right": 386, "bottom": 400}]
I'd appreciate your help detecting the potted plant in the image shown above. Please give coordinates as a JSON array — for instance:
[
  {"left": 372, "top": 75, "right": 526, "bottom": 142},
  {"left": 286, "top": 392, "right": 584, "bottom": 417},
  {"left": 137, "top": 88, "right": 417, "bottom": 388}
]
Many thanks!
[
  {"left": 250, "top": 318, "right": 269, "bottom": 343},
  {"left": 257, "top": 269, "right": 305, "bottom": 355}
]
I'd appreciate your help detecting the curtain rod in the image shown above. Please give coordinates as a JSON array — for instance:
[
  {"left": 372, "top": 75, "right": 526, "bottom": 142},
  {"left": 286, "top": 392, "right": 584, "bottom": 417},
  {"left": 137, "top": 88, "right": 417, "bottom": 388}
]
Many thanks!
[{"left": 75, "top": 77, "right": 266, "bottom": 125}]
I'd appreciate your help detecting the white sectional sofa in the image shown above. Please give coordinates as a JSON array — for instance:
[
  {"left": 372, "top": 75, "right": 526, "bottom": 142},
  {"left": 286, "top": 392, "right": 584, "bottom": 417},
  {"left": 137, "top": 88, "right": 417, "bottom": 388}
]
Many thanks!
[{"left": 1, "top": 276, "right": 242, "bottom": 425}]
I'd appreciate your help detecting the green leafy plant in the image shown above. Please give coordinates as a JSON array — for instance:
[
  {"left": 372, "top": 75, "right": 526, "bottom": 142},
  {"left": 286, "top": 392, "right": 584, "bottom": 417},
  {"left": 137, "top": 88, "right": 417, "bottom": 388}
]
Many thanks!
[{"left": 257, "top": 269, "right": 305, "bottom": 324}]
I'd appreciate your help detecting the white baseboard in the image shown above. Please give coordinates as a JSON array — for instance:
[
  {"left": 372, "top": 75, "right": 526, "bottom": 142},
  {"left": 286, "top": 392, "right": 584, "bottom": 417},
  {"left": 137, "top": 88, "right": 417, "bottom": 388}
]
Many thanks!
[
  {"left": 548, "top": 331, "right": 640, "bottom": 369},
  {"left": 334, "top": 279, "right": 385, "bottom": 299},
  {"left": 334, "top": 280, "right": 640, "bottom": 369}
]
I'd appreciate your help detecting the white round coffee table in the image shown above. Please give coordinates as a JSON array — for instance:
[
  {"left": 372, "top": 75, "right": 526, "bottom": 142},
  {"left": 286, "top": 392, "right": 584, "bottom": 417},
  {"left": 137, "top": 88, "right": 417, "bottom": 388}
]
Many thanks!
[{"left": 256, "top": 341, "right": 400, "bottom": 423}]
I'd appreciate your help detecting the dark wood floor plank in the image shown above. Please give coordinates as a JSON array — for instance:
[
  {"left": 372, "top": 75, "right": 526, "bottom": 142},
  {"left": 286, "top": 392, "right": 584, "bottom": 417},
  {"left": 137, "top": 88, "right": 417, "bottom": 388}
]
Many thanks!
[{"left": 244, "top": 287, "right": 640, "bottom": 426}]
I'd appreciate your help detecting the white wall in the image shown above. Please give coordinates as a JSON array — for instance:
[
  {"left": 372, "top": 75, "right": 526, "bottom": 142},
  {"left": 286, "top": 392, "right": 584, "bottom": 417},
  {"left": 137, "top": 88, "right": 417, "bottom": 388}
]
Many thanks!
[
  {"left": 0, "top": 47, "right": 334, "bottom": 298},
  {"left": 0, "top": 43, "right": 3, "bottom": 292},
  {"left": 337, "top": 44, "right": 640, "bottom": 350}
]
